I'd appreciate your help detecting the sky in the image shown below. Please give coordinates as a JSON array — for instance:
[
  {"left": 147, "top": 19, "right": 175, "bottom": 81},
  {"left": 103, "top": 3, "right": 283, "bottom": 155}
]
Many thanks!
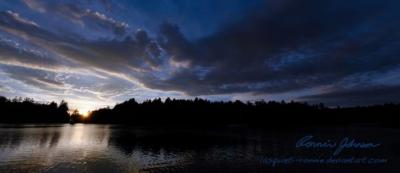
[{"left": 1, "top": 0, "right": 400, "bottom": 112}]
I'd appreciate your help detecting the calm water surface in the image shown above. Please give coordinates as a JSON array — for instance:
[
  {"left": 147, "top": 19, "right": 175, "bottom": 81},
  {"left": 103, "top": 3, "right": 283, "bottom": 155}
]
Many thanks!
[{"left": 0, "top": 124, "right": 399, "bottom": 173}]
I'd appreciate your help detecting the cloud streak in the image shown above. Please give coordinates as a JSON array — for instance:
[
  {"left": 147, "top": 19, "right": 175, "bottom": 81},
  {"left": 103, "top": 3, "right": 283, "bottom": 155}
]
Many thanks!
[
  {"left": 23, "top": 0, "right": 129, "bottom": 36},
  {"left": 0, "top": 0, "right": 400, "bottom": 108},
  {"left": 301, "top": 85, "right": 400, "bottom": 106}
]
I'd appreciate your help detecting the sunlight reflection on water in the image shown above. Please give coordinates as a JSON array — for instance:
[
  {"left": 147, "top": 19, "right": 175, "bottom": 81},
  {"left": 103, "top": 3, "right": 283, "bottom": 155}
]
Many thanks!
[
  {"left": 0, "top": 124, "right": 191, "bottom": 173},
  {"left": 0, "top": 124, "right": 398, "bottom": 173}
]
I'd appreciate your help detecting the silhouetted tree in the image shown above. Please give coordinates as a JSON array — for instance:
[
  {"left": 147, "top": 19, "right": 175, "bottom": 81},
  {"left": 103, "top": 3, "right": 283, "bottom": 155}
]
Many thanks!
[
  {"left": 88, "top": 98, "right": 399, "bottom": 127},
  {"left": 0, "top": 96, "right": 70, "bottom": 123},
  {"left": 70, "top": 109, "right": 83, "bottom": 123},
  {"left": 1, "top": 95, "right": 398, "bottom": 127}
]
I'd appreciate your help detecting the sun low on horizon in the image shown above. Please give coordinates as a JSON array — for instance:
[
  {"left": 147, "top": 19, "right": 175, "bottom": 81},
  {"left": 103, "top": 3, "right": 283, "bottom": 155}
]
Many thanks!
[
  {"left": 1, "top": 0, "right": 400, "bottom": 111},
  {"left": 80, "top": 111, "right": 90, "bottom": 118},
  {"left": 1, "top": 1, "right": 400, "bottom": 172}
]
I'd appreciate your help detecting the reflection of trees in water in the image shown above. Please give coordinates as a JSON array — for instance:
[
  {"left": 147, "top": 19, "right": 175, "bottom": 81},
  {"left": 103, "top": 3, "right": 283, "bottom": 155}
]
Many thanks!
[
  {"left": 0, "top": 125, "right": 113, "bottom": 152},
  {"left": 49, "top": 131, "right": 61, "bottom": 148},
  {"left": 109, "top": 129, "right": 137, "bottom": 155},
  {"left": 0, "top": 129, "right": 24, "bottom": 147},
  {"left": 107, "top": 128, "right": 275, "bottom": 172},
  {"left": 0, "top": 125, "right": 120, "bottom": 172},
  {"left": 0, "top": 127, "right": 64, "bottom": 149},
  {"left": 108, "top": 128, "right": 269, "bottom": 155},
  {"left": 1, "top": 125, "right": 399, "bottom": 173}
]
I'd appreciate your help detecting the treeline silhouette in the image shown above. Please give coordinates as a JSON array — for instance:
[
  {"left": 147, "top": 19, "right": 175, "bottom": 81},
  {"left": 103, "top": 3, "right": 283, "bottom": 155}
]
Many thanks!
[
  {"left": 0, "top": 96, "right": 398, "bottom": 127},
  {"left": 87, "top": 98, "right": 399, "bottom": 127},
  {"left": 0, "top": 96, "right": 70, "bottom": 123}
]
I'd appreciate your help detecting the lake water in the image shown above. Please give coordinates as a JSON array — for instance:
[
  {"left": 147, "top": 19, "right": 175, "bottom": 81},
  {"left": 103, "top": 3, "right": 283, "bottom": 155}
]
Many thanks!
[{"left": 0, "top": 124, "right": 399, "bottom": 173}]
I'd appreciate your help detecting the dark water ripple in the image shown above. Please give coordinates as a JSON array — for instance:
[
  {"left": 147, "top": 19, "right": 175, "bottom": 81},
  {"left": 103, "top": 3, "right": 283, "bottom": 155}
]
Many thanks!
[{"left": 0, "top": 124, "right": 399, "bottom": 173}]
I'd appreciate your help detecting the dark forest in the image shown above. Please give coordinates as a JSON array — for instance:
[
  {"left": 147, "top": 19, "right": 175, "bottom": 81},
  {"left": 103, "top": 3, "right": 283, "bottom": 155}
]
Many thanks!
[{"left": 1, "top": 96, "right": 398, "bottom": 127}]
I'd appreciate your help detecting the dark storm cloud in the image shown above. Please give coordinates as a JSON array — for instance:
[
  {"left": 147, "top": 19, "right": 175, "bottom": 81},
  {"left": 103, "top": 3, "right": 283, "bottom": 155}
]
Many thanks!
[{"left": 140, "top": 0, "right": 400, "bottom": 99}]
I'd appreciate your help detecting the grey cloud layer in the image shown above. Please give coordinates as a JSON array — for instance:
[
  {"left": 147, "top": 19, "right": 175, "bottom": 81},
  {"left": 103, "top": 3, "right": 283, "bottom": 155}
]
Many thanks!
[
  {"left": 1, "top": 0, "right": 400, "bottom": 106},
  {"left": 0, "top": 10, "right": 161, "bottom": 77},
  {"left": 23, "top": 0, "right": 128, "bottom": 36},
  {"left": 140, "top": 0, "right": 400, "bottom": 105},
  {"left": 0, "top": 64, "right": 65, "bottom": 91},
  {"left": 302, "top": 85, "right": 400, "bottom": 106}
]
